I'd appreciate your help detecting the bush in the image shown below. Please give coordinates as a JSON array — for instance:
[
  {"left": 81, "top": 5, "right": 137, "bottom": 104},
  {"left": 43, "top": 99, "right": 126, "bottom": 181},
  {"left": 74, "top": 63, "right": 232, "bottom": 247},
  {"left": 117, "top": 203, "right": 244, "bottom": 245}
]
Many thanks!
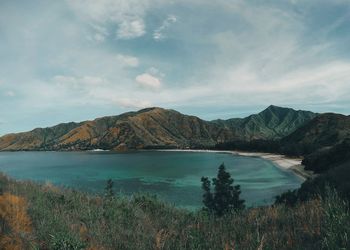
[{"left": 50, "top": 231, "right": 86, "bottom": 250}]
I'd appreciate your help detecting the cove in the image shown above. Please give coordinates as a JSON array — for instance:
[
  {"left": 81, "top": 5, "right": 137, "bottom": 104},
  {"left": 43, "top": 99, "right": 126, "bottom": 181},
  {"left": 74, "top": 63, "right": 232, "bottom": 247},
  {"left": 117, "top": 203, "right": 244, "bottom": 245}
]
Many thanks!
[{"left": 0, "top": 151, "right": 302, "bottom": 209}]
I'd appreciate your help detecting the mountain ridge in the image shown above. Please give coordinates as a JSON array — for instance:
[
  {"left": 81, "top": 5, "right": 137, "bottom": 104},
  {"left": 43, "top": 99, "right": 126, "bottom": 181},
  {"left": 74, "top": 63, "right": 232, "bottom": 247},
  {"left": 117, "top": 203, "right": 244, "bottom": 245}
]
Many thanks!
[{"left": 0, "top": 105, "right": 317, "bottom": 151}]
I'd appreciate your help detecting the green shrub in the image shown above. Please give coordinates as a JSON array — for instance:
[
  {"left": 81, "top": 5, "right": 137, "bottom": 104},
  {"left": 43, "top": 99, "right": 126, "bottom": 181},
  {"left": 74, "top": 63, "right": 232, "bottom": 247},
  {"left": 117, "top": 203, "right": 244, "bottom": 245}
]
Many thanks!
[{"left": 50, "top": 232, "right": 86, "bottom": 250}]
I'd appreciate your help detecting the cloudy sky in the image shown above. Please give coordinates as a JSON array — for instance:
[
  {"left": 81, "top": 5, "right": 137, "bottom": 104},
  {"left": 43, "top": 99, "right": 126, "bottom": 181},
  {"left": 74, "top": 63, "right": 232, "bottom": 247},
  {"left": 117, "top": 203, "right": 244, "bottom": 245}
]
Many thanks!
[{"left": 0, "top": 0, "right": 350, "bottom": 135}]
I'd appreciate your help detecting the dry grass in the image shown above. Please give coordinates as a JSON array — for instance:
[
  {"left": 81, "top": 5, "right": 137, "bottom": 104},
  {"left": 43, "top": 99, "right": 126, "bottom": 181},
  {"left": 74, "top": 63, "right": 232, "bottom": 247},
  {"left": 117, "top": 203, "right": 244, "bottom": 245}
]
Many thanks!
[
  {"left": 0, "top": 192, "right": 34, "bottom": 249},
  {"left": 0, "top": 174, "right": 348, "bottom": 249}
]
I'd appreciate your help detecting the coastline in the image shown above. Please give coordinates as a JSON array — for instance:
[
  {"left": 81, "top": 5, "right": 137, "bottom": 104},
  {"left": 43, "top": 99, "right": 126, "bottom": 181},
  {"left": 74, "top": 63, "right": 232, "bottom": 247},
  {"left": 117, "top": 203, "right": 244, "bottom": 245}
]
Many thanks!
[
  {"left": 157, "top": 149, "right": 313, "bottom": 181},
  {"left": 231, "top": 151, "right": 313, "bottom": 181},
  {"left": 0, "top": 148, "right": 314, "bottom": 181}
]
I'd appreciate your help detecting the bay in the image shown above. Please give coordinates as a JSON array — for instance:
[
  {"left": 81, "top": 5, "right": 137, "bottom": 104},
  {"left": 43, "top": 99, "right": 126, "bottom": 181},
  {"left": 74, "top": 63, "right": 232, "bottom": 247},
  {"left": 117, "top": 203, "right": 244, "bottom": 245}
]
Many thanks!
[{"left": 0, "top": 151, "right": 302, "bottom": 209}]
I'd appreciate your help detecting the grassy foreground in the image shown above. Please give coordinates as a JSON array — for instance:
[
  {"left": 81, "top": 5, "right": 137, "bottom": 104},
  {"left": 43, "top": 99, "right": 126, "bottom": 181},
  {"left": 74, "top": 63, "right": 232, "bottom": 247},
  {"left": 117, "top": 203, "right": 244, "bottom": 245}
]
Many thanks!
[{"left": 0, "top": 174, "right": 349, "bottom": 250}]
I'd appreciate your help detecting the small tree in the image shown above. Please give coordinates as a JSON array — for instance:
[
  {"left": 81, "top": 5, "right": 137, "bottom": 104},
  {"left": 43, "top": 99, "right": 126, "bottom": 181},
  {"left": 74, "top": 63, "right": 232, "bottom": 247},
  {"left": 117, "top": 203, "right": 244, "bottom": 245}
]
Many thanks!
[
  {"left": 201, "top": 163, "right": 245, "bottom": 216},
  {"left": 201, "top": 177, "right": 214, "bottom": 210},
  {"left": 104, "top": 179, "right": 114, "bottom": 200}
]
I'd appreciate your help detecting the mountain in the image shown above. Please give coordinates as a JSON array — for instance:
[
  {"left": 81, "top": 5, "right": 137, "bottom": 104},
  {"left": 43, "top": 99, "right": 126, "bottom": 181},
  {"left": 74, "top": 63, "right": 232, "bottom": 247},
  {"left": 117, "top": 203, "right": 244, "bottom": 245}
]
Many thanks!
[
  {"left": 0, "top": 122, "right": 83, "bottom": 151},
  {"left": 281, "top": 113, "right": 350, "bottom": 154},
  {"left": 0, "top": 108, "right": 222, "bottom": 151},
  {"left": 0, "top": 106, "right": 317, "bottom": 151},
  {"left": 214, "top": 105, "right": 317, "bottom": 141}
]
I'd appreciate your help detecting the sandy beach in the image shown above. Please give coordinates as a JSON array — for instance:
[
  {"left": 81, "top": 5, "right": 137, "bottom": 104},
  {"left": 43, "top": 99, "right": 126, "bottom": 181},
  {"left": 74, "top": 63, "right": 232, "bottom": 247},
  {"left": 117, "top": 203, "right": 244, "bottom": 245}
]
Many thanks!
[
  {"left": 231, "top": 151, "right": 314, "bottom": 181},
  {"left": 157, "top": 149, "right": 314, "bottom": 181}
]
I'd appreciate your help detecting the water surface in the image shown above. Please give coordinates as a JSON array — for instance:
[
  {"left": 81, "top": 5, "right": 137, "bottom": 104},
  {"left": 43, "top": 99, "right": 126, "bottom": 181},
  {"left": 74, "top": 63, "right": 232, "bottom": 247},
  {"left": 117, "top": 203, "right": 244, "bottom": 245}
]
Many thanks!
[{"left": 0, "top": 151, "right": 302, "bottom": 209}]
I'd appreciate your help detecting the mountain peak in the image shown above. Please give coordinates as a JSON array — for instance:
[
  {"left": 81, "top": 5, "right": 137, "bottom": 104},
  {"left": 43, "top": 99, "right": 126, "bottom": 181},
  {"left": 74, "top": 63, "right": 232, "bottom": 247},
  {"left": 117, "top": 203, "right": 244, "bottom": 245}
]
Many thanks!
[
  {"left": 267, "top": 104, "right": 280, "bottom": 109},
  {"left": 258, "top": 105, "right": 294, "bottom": 119},
  {"left": 136, "top": 107, "right": 166, "bottom": 114},
  {"left": 265, "top": 105, "right": 291, "bottom": 112}
]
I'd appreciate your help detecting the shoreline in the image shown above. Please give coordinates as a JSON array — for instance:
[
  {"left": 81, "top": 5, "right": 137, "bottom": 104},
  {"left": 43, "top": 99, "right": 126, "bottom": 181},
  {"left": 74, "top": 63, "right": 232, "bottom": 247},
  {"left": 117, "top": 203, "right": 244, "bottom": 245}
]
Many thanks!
[
  {"left": 157, "top": 149, "right": 313, "bottom": 181},
  {"left": 0, "top": 148, "right": 314, "bottom": 181},
  {"left": 231, "top": 151, "right": 314, "bottom": 181}
]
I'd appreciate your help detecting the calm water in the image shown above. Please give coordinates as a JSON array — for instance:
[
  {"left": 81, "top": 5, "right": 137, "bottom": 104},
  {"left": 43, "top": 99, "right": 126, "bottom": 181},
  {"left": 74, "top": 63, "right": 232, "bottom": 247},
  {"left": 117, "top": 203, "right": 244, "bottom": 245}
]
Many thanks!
[{"left": 0, "top": 151, "right": 302, "bottom": 209}]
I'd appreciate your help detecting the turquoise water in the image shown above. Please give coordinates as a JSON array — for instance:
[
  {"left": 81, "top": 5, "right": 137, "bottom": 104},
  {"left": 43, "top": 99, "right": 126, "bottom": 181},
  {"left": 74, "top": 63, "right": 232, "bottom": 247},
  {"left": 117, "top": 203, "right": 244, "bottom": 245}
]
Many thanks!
[{"left": 0, "top": 151, "right": 302, "bottom": 209}]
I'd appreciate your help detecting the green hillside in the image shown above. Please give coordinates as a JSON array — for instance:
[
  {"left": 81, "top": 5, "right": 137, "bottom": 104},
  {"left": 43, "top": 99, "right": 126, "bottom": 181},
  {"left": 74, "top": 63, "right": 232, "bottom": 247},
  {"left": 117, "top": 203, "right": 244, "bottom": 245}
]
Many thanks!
[
  {"left": 281, "top": 113, "right": 350, "bottom": 154},
  {"left": 0, "top": 106, "right": 316, "bottom": 151},
  {"left": 216, "top": 105, "right": 317, "bottom": 140}
]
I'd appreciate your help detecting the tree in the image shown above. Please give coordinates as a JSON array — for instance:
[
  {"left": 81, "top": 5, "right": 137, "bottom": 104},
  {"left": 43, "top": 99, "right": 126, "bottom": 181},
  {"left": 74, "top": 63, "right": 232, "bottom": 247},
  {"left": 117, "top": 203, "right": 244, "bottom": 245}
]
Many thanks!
[
  {"left": 201, "top": 177, "right": 214, "bottom": 211},
  {"left": 201, "top": 163, "right": 245, "bottom": 216},
  {"left": 275, "top": 189, "right": 298, "bottom": 206},
  {"left": 104, "top": 179, "right": 114, "bottom": 200}
]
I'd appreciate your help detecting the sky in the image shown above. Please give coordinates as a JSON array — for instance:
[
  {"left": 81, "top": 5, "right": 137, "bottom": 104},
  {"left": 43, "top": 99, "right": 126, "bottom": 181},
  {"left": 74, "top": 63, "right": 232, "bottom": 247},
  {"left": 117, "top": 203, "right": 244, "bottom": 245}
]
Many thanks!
[{"left": 0, "top": 0, "right": 350, "bottom": 135}]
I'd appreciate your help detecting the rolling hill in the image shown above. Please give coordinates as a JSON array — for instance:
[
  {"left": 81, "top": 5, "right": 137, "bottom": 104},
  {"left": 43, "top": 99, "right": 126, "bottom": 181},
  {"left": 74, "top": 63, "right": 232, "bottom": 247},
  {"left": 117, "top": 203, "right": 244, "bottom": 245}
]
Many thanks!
[{"left": 0, "top": 105, "right": 317, "bottom": 151}]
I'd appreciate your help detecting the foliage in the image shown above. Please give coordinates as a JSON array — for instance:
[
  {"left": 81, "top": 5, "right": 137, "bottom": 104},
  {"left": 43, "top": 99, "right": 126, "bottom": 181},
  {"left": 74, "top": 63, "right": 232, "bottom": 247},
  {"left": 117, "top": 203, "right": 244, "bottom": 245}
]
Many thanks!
[
  {"left": 275, "top": 190, "right": 299, "bottom": 207},
  {"left": 0, "top": 191, "right": 34, "bottom": 249},
  {"left": 0, "top": 173, "right": 349, "bottom": 249},
  {"left": 276, "top": 158, "right": 350, "bottom": 207},
  {"left": 214, "top": 139, "right": 281, "bottom": 154},
  {"left": 321, "top": 187, "right": 350, "bottom": 249},
  {"left": 201, "top": 164, "right": 245, "bottom": 216},
  {"left": 104, "top": 179, "right": 114, "bottom": 200},
  {"left": 303, "top": 138, "right": 350, "bottom": 173},
  {"left": 50, "top": 231, "right": 86, "bottom": 250}
]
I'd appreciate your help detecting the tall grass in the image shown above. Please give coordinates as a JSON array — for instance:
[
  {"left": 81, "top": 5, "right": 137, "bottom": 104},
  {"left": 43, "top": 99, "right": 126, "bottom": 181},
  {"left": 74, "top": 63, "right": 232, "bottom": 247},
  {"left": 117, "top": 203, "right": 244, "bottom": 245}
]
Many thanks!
[
  {"left": 0, "top": 175, "right": 34, "bottom": 249},
  {"left": 321, "top": 187, "right": 350, "bottom": 249},
  {"left": 0, "top": 174, "right": 349, "bottom": 249}
]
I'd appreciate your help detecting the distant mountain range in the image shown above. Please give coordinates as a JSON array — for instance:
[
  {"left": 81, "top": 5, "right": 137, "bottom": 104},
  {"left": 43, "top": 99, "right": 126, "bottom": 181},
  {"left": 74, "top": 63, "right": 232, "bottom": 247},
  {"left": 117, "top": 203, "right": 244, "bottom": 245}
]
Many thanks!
[{"left": 0, "top": 105, "right": 318, "bottom": 151}]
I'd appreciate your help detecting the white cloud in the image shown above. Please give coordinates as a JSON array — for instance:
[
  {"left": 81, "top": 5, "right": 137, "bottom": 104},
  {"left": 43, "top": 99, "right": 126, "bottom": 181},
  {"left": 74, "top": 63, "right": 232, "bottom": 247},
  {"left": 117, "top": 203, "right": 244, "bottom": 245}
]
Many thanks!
[
  {"left": 147, "top": 67, "right": 165, "bottom": 78},
  {"left": 153, "top": 15, "right": 177, "bottom": 41},
  {"left": 116, "top": 19, "right": 146, "bottom": 39},
  {"left": 165, "top": 60, "right": 350, "bottom": 108},
  {"left": 93, "top": 33, "right": 106, "bottom": 42},
  {"left": 66, "top": 0, "right": 146, "bottom": 22},
  {"left": 115, "top": 98, "right": 152, "bottom": 109},
  {"left": 66, "top": 0, "right": 150, "bottom": 40},
  {"left": 87, "top": 24, "right": 108, "bottom": 42},
  {"left": 5, "top": 91, "right": 15, "bottom": 97},
  {"left": 136, "top": 73, "right": 162, "bottom": 90},
  {"left": 48, "top": 74, "right": 154, "bottom": 110},
  {"left": 117, "top": 54, "right": 139, "bottom": 67},
  {"left": 53, "top": 75, "right": 108, "bottom": 88}
]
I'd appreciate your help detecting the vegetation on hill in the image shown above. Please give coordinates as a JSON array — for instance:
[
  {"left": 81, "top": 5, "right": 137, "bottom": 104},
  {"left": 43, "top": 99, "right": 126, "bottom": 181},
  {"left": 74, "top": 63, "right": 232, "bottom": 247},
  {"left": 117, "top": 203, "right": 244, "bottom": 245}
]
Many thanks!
[
  {"left": 0, "top": 106, "right": 316, "bottom": 151},
  {"left": 0, "top": 173, "right": 349, "bottom": 249},
  {"left": 281, "top": 113, "right": 350, "bottom": 155},
  {"left": 214, "top": 105, "right": 316, "bottom": 141},
  {"left": 276, "top": 139, "right": 350, "bottom": 205},
  {"left": 215, "top": 111, "right": 350, "bottom": 212},
  {"left": 303, "top": 138, "right": 350, "bottom": 173}
]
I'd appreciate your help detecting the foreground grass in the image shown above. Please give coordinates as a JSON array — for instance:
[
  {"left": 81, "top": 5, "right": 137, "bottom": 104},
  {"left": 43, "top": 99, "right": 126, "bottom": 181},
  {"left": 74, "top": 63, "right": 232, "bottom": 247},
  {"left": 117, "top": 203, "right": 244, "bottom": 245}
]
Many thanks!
[{"left": 0, "top": 174, "right": 349, "bottom": 250}]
